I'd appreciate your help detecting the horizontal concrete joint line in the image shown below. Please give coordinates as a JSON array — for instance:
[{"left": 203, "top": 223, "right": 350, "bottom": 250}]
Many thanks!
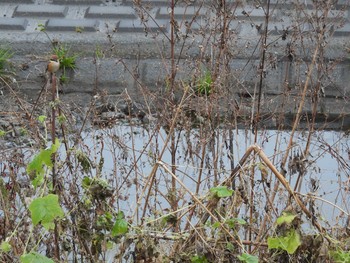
[
  {"left": 333, "top": 25, "right": 350, "bottom": 36},
  {"left": 234, "top": 7, "right": 268, "bottom": 21},
  {"left": 155, "top": 6, "right": 207, "bottom": 20},
  {"left": 46, "top": 18, "right": 99, "bottom": 32},
  {"left": 13, "top": 5, "right": 68, "bottom": 18},
  {"left": 52, "top": 0, "right": 104, "bottom": 4},
  {"left": 117, "top": 19, "right": 167, "bottom": 33},
  {"left": 1, "top": 0, "right": 33, "bottom": 2},
  {"left": 122, "top": 0, "right": 170, "bottom": 7},
  {"left": 85, "top": 6, "right": 137, "bottom": 19}
]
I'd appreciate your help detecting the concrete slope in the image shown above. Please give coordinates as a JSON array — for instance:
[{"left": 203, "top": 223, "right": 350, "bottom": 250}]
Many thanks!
[{"left": 0, "top": 0, "right": 349, "bottom": 129}]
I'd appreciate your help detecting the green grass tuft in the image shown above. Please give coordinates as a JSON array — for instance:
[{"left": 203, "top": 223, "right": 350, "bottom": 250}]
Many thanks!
[
  {"left": 53, "top": 45, "right": 77, "bottom": 70},
  {"left": 196, "top": 70, "right": 213, "bottom": 96},
  {"left": 0, "top": 47, "right": 13, "bottom": 76}
]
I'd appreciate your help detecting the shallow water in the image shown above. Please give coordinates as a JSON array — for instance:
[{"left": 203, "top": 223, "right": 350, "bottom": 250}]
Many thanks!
[{"left": 80, "top": 125, "right": 350, "bottom": 229}]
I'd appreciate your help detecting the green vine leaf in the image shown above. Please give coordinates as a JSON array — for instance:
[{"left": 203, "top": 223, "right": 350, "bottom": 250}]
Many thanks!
[
  {"left": 0, "top": 241, "right": 11, "bottom": 252},
  {"left": 276, "top": 211, "right": 297, "bottom": 226},
  {"left": 26, "top": 139, "right": 60, "bottom": 187},
  {"left": 20, "top": 252, "right": 54, "bottom": 263},
  {"left": 267, "top": 229, "right": 301, "bottom": 254},
  {"left": 238, "top": 253, "right": 259, "bottom": 263},
  {"left": 210, "top": 186, "right": 234, "bottom": 198},
  {"left": 111, "top": 211, "right": 128, "bottom": 237},
  {"left": 29, "top": 194, "right": 64, "bottom": 230}
]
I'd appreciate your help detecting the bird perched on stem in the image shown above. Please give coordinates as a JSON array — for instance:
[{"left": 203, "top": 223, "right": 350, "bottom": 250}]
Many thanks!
[
  {"left": 29, "top": 55, "right": 61, "bottom": 119},
  {"left": 47, "top": 54, "right": 60, "bottom": 74}
]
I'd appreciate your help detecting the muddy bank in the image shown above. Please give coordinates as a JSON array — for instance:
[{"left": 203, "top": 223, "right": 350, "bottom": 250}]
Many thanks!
[{"left": 1, "top": 83, "right": 349, "bottom": 150}]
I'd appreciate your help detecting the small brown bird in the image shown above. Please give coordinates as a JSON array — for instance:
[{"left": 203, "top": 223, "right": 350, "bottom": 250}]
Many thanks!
[{"left": 47, "top": 54, "right": 60, "bottom": 73}]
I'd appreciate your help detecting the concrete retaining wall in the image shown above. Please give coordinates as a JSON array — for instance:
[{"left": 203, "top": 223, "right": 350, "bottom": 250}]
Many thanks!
[{"left": 0, "top": 0, "right": 349, "bottom": 129}]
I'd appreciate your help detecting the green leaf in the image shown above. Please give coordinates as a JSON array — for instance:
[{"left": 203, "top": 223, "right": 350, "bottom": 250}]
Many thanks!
[
  {"left": 212, "top": 221, "right": 221, "bottom": 229},
  {"left": 276, "top": 211, "right": 297, "bottom": 226},
  {"left": 226, "top": 218, "right": 247, "bottom": 228},
  {"left": 29, "top": 194, "right": 64, "bottom": 230},
  {"left": 38, "top": 115, "right": 47, "bottom": 123},
  {"left": 0, "top": 241, "right": 11, "bottom": 252},
  {"left": 50, "top": 138, "right": 60, "bottom": 152},
  {"left": 27, "top": 139, "right": 60, "bottom": 187},
  {"left": 191, "top": 255, "right": 209, "bottom": 263},
  {"left": 111, "top": 212, "right": 128, "bottom": 237},
  {"left": 238, "top": 253, "right": 259, "bottom": 263},
  {"left": 106, "top": 241, "right": 114, "bottom": 250},
  {"left": 210, "top": 186, "right": 234, "bottom": 198},
  {"left": 0, "top": 129, "right": 6, "bottom": 137},
  {"left": 20, "top": 252, "right": 54, "bottom": 263},
  {"left": 330, "top": 249, "right": 350, "bottom": 262},
  {"left": 36, "top": 24, "right": 46, "bottom": 32},
  {"left": 226, "top": 242, "right": 235, "bottom": 252},
  {"left": 58, "top": 114, "right": 67, "bottom": 124},
  {"left": 82, "top": 176, "right": 92, "bottom": 189},
  {"left": 116, "top": 211, "right": 125, "bottom": 220},
  {"left": 32, "top": 174, "right": 44, "bottom": 189},
  {"left": 267, "top": 229, "right": 301, "bottom": 254}
]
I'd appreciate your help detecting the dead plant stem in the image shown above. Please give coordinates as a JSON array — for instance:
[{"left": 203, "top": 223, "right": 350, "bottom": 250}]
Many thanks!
[
  {"left": 50, "top": 73, "right": 60, "bottom": 260},
  {"left": 158, "top": 160, "right": 245, "bottom": 251},
  {"left": 249, "top": 0, "right": 270, "bottom": 251},
  {"left": 194, "top": 144, "right": 330, "bottom": 246},
  {"left": 139, "top": 84, "right": 190, "bottom": 221}
]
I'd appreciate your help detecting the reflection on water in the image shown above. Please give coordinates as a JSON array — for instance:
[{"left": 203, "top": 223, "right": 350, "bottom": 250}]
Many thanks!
[{"left": 81, "top": 125, "right": 350, "bottom": 228}]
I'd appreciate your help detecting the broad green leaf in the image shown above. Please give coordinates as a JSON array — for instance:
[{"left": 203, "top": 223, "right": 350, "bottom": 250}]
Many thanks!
[
  {"left": 27, "top": 139, "right": 60, "bottom": 187},
  {"left": 112, "top": 212, "right": 128, "bottom": 236},
  {"left": 210, "top": 186, "right": 234, "bottom": 198},
  {"left": 0, "top": 130, "right": 6, "bottom": 137},
  {"left": 267, "top": 229, "right": 301, "bottom": 254},
  {"left": 29, "top": 194, "right": 64, "bottom": 230},
  {"left": 238, "top": 253, "right": 259, "bottom": 263},
  {"left": 20, "top": 252, "right": 54, "bottom": 263},
  {"left": 112, "top": 219, "right": 128, "bottom": 236},
  {"left": 276, "top": 211, "right": 297, "bottom": 226},
  {"left": 0, "top": 241, "right": 11, "bottom": 252}
]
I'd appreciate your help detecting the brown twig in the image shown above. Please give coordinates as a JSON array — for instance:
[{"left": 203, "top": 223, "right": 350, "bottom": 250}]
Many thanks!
[
  {"left": 138, "top": 83, "right": 190, "bottom": 221},
  {"left": 184, "top": 143, "right": 330, "bottom": 248}
]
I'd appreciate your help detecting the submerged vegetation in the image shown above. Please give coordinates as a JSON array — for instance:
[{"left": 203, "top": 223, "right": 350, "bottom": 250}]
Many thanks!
[{"left": 0, "top": 0, "right": 350, "bottom": 262}]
